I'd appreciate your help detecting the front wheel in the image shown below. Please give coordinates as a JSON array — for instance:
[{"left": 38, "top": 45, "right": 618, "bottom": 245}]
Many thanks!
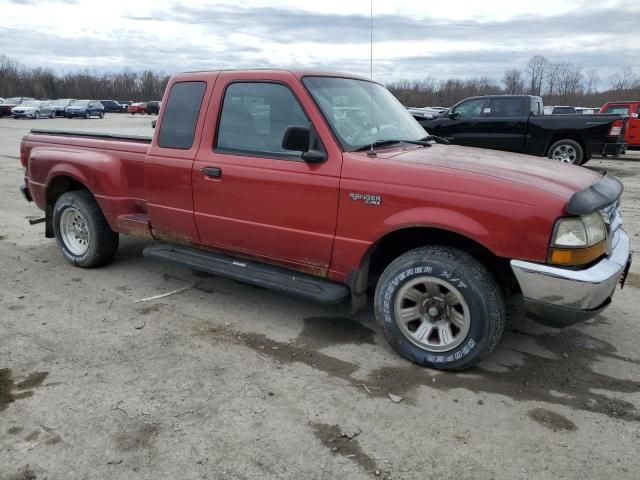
[
  {"left": 34, "top": 111, "right": 40, "bottom": 119},
  {"left": 374, "top": 246, "right": 505, "bottom": 371},
  {"left": 53, "top": 190, "right": 119, "bottom": 268},
  {"left": 548, "top": 139, "right": 583, "bottom": 164}
]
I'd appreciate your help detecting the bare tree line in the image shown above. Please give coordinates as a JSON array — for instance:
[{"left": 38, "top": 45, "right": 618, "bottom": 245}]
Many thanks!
[
  {"left": 389, "top": 55, "right": 640, "bottom": 108},
  {"left": 1, "top": 53, "right": 639, "bottom": 108},
  {"left": 0, "top": 55, "right": 169, "bottom": 101}
]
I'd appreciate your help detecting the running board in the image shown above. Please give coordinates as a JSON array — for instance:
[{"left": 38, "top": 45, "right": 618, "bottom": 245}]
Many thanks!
[{"left": 143, "top": 245, "right": 350, "bottom": 304}]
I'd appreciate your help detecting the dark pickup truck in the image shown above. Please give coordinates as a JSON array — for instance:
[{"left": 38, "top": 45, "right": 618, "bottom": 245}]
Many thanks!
[{"left": 416, "top": 95, "right": 627, "bottom": 165}]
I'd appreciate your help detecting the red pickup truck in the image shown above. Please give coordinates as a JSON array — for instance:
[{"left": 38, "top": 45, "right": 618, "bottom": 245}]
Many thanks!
[
  {"left": 19, "top": 70, "right": 632, "bottom": 370},
  {"left": 600, "top": 101, "right": 640, "bottom": 149}
]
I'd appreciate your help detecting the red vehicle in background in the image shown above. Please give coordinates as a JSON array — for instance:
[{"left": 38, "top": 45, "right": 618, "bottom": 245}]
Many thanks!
[
  {"left": 128, "top": 102, "right": 147, "bottom": 114},
  {"left": 600, "top": 101, "right": 640, "bottom": 148}
]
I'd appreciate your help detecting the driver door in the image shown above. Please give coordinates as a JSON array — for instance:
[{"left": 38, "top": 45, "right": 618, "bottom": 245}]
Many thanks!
[
  {"left": 438, "top": 98, "right": 493, "bottom": 148},
  {"left": 192, "top": 75, "right": 341, "bottom": 271}
]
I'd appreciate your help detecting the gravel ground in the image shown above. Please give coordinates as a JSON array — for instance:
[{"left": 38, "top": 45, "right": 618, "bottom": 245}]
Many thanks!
[{"left": 1, "top": 115, "right": 639, "bottom": 480}]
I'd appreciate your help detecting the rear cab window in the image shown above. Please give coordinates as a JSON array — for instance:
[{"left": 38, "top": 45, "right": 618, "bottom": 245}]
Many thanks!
[
  {"left": 488, "top": 98, "right": 524, "bottom": 117},
  {"left": 603, "top": 105, "right": 630, "bottom": 115},
  {"left": 158, "top": 81, "right": 207, "bottom": 149}
]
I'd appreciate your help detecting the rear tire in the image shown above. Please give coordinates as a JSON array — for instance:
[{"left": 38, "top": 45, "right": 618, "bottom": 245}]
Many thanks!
[
  {"left": 84, "top": 111, "right": 90, "bottom": 119},
  {"left": 548, "top": 139, "right": 583, "bottom": 165},
  {"left": 53, "top": 191, "right": 119, "bottom": 268},
  {"left": 374, "top": 246, "right": 505, "bottom": 371}
]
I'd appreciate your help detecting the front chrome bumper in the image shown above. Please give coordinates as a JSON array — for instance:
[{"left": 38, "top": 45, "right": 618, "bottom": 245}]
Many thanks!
[{"left": 511, "top": 228, "right": 631, "bottom": 327}]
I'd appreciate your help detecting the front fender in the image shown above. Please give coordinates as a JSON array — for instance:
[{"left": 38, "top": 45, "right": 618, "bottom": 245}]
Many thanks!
[{"left": 380, "top": 207, "right": 490, "bottom": 245}]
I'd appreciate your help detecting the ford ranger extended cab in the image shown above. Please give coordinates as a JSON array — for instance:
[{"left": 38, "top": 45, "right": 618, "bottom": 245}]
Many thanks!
[
  {"left": 19, "top": 70, "right": 632, "bottom": 370},
  {"left": 416, "top": 95, "right": 627, "bottom": 165}
]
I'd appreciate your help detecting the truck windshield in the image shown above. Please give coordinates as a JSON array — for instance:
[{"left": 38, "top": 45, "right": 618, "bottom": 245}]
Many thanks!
[{"left": 303, "top": 76, "right": 426, "bottom": 152}]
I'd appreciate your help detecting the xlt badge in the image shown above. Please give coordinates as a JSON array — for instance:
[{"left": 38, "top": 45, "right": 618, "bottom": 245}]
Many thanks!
[{"left": 349, "top": 192, "right": 382, "bottom": 206}]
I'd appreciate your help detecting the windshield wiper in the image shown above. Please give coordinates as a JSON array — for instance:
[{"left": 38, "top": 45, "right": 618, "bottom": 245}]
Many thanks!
[
  {"left": 420, "top": 135, "right": 450, "bottom": 145},
  {"left": 354, "top": 139, "right": 432, "bottom": 152}
]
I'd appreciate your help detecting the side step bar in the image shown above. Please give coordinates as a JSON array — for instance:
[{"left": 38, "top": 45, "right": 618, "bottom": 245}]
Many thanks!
[{"left": 143, "top": 245, "right": 350, "bottom": 304}]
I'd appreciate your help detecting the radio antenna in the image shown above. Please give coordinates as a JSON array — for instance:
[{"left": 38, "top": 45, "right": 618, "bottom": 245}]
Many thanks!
[
  {"left": 367, "top": 0, "right": 376, "bottom": 157},
  {"left": 370, "top": 0, "right": 373, "bottom": 81}
]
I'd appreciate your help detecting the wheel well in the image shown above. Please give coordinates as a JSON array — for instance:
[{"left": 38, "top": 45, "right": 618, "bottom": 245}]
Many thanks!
[
  {"left": 44, "top": 176, "right": 90, "bottom": 238},
  {"left": 350, "top": 227, "right": 516, "bottom": 310},
  {"left": 545, "top": 133, "right": 586, "bottom": 157},
  {"left": 46, "top": 175, "right": 89, "bottom": 206}
]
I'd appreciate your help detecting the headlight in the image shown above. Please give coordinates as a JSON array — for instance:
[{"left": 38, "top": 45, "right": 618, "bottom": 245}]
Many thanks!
[{"left": 549, "top": 212, "right": 607, "bottom": 266}]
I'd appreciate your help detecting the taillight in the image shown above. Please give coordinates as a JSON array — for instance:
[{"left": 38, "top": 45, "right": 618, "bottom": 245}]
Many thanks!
[
  {"left": 20, "top": 144, "right": 28, "bottom": 168},
  {"left": 608, "top": 119, "right": 623, "bottom": 137}
]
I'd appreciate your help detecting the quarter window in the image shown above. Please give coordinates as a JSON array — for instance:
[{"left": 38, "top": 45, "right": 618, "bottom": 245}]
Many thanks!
[
  {"left": 216, "top": 82, "right": 310, "bottom": 158},
  {"left": 158, "top": 81, "right": 207, "bottom": 149}
]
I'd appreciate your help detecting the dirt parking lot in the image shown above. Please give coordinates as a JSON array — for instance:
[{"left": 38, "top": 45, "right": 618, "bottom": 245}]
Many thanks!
[{"left": 1, "top": 115, "right": 639, "bottom": 480}]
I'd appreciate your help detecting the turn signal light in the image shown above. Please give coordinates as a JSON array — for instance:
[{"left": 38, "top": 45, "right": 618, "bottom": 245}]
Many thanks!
[{"left": 549, "top": 240, "right": 607, "bottom": 266}]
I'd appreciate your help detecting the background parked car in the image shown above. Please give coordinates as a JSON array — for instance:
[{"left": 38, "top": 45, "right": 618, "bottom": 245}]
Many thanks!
[
  {"left": 600, "top": 101, "right": 640, "bottom": 149},
  {"left": 11, "top": 100, "right": 56, "bottom": 119},
  {"left": 65, "top": 100, "right": 105, "bottom": 119},
  {"left": 51, "top": 99, "right": 76, "bottom": 117},
  {"left": 128, "top": 102, "right": 147, "bottom": 114},
  {"left": 100, "top": 100, "right": 126, "bottom": 113},
  {"left": 146, "top": 101, "right": 161, "bottom": 115},
  {"left": 0, "top": 97, "right": 35, "bottom": 117},
  {"left": 0, "top": 97, "right": 5, "bottom": 104}
]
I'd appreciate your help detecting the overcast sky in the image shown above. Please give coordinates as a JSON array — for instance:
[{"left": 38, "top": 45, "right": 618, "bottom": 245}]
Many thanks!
[{"left": 1, "top": 0, "right": 638, "bottom": 85}]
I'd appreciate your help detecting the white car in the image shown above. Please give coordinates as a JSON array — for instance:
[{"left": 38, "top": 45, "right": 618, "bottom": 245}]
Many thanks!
[{"left": 11, "top": 101, "right": 56, "bottom": 119}]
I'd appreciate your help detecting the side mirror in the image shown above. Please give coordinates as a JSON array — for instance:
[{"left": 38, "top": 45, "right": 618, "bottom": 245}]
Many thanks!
[
  {"left": 282, "top": 125, "right": 310, "bottom": 152},
  {"left": 448, "top": 110, "right": 457, "bottom": 119},
  {"left": 282, "top": 125, "right": 327, "bottom": 163}
]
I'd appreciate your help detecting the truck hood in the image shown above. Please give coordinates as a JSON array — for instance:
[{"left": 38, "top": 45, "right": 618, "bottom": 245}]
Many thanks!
[{"left": 373, "top": 144, "right": 602, "bottom": 199}]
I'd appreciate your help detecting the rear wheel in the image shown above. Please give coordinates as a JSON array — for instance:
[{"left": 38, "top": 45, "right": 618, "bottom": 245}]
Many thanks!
[
  {"left": 53, "top": 191, "right": 119, "bottom": 268},
  {"left": 84, "top": 111, "right": 90, "bottom": 119},
  {"left": 374, "top": 246, "right": 505, "bottom": 371},
  {"left": 548, "top": 139, "right": 583, "bottom": 165},
  {"left": 50, "top": 110, "right": 55, "bottom": 119}
]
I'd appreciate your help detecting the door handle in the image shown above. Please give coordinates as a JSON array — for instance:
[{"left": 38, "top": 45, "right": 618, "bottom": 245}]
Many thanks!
[{"left": 202, "top": 166, "right": 222, "bottom": 178}]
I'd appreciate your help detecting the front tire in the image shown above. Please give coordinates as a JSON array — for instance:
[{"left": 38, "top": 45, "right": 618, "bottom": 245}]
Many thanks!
[
  {"left": 548, "top": 139, "right": 583, "bottom": 164},
  {"left": 34, "top": 111, "right": 40, "bottom": 119},
  {"left": 53, "top": 191, "right": 119, "bottom": 268},
  {"left": 374, "top": 246, "right": 505, "bottom": 371}
]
